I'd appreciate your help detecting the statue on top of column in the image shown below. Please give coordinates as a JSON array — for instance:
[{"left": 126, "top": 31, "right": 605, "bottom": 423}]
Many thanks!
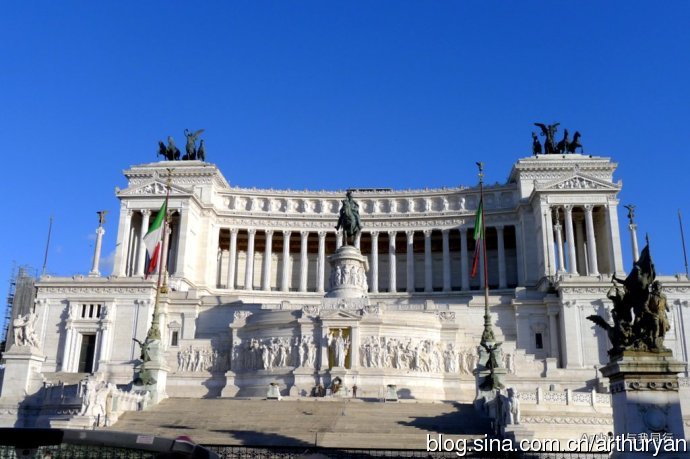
[
  {"left": 587, "top": 239, "right": 670, "bottom": 356},
  {"left": 335, "top": 190, "right": 362, "bottom": 245}
]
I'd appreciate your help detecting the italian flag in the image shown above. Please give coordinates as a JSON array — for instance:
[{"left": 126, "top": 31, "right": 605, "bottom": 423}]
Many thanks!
[
  {"left": 471, "top": 199, "right": 483, "bottom": 278},
  {"left": 143, "top": 200, "right": 167, "bottom": 277}
]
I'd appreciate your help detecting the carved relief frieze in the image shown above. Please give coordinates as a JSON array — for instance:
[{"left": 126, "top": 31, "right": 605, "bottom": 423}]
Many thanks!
[{"left": 41, "top": 287, "right": 152, "bottom": 295}]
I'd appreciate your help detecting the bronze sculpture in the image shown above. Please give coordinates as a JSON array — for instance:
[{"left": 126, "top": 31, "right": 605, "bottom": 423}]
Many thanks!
[
  {"left": 567, "top": 131, "right": 583, "bottom": 153},
  {"left": 534, "top": 122, "right": 560, "bottom": 154},
  {"left": 587, "top": 241, "right": 669, "bottom": 355},
  {"left": 183, "top": 129, "right": 205, "bottom": 160},
  {"left": 532, "top": 132, "right": 542, "bottom": 155},
  {"left": 556, "top": 129, "right": 570, "bottom": 154},
  {"left": 335, "top": 190, "right": 362, "bottom": 245}
]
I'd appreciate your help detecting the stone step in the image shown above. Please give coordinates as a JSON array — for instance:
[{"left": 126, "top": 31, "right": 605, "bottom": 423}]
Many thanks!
[{"left": 107, "top": 398, "right": 492, "bottom": 448}]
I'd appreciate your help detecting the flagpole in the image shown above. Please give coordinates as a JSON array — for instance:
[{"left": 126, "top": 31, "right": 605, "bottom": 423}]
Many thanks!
[
  {"left": 679, "top": 209, "right": 689, "bottom": 278},
  {"left": 41, "top": 215, "right": 53, "bottom": 277},
  {"left": 477, "top": 162, "right": 495, "bottom": 345},
  {"left": 146, "top": 168, "right": 173, "bottom": 343}
]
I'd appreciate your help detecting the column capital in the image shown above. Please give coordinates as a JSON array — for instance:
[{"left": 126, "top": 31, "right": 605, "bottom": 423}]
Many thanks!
[
  {"left": 265, "top": 229, "right": 274, "bottom": 237},
  {"left": 370, "top": 231, "right": 379, "bottom": 239},
  {"left": 405, "top": 230, "right": 415, "bottom": 239},
  {"left": 247, "top": 228, "right": 257, "bottom": 235},
  {"left": 318, "top": 230, "right": 326, "bottom": 238},
  {"left": 300, "top": 230, "right": 310, "bottom": 238},
  {"left": 141, "top": 209, "right": 151, "bottom": 217},
  {"left": 230, "top": 227, "right": 239, "bottom": 235},
  {"left": 441, "top": 228, "right": 450, "bottom": 235},
  {"left": 387, "top": 230, "right": 397, "bottom": 237},
  {"left": 563, "top": 204, "right": 574, "bottom": 212},
  {"left": 282, "top": 229, "right": 292, "bottom": 237},
  {"left": 583, "top": 204, "right": 594, "bottom": 213},
  {"left": 126, "top": 209, "right": 133, "bottom": 217},
  {"left": 423, "top": 229, "right": 433, "bottom": 237},
  {"left": 495, "top": 224, "right": 505, "bottom": 231}
]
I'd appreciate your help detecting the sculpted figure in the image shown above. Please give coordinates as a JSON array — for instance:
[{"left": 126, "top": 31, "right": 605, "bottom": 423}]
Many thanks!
[
  {"left": 567, "top": 131, "right": 583, "bottom": 153},
  {"left": 329, "top": 329, "right": 350, "bottom": 368},
  {"left": 532, "top": 132, "right": 542, "bottom": 155},
  {"left": 335, "top": 191, "right": 362, "bottom": 244},
  {"left": 556, "top": 129, "right": 570, "bottom": 154},
  {"left": 505, "top": 388, "right": 520, "bottom": 425},
  {"left": 183, "top": 129, "right": 205, "bottom": 160},
  {"left": 534, "top": 122, "right": 560, "bottom": 154}
]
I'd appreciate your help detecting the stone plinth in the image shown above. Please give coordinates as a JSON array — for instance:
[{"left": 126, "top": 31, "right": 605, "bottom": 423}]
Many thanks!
[
  {"left": 138, "top": 340, "right": 169, "bottom": 405},
  {"left": 600, "top": 351, "right": 687, "bottom": 459},
  {"left": 1, "top": 345, "right": 45, "bottom": 400},
  {"left": 325, "top": 245, "right": 368, "bottom": 298}
]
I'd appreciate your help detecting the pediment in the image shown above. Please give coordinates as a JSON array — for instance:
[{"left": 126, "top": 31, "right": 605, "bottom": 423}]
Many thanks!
[
  {"left": 538, "top": 173, "right": 621, "bottom": 192},
  {"left": 117, "top": 180, "right": 191, "bottom": 197},
  {"left": 319, "top": 309, "right": 362, "bottom": 321}
]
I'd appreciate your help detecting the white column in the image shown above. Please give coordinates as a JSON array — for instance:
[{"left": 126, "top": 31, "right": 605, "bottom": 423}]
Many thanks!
[
  {"left": 542, "top": 205, "right": 556, "bottom": 277},
  {"left": 317, "top": 231, "right": 326, "bottom": 293},
  {"left": 496, "top": 225, "right": 507, "bottom": 289},
  {"left": 336, "top": 230, "right": 343, "bottom": 249},
  {"left": 354, "top": 232, "right": 361, "bottom": 250},
  {"left": 136, "top": 210, "right": 150, "bottom": 276},
  {"left": 174, "top": 205, "right": 189, "bottom": 276},
  {"left": 388, "top": 231, "right": 397, "bottom": 293},
  {"left": 574, "top": 215, "right": 587, "bottom": 275},
  {"left": 630, "top": 223, "right": 639, "bottom": 263},
  {"left": 584, "top": 205, "right": 599, "bottom": 276},
  {"left": 370, "top": 231, "right": 379, "bottom": 293},
  {"left": 605, "top": 201, "right": 625, "bottom": 275},
  {"left": 406, "top": 230, "right": 415, "bottom": 293},
  {"left": 90, "top": 226, "right": 106, "bottom": 277},
  {"left": 442, "top": 229, "right": 451, "bottom": 292},
  {"left": 114, "top": 209, "right": 133, "bottom": 277},
  {"left": 423, "top": 229, "right": 433, "bottom": 293},
  {"left": 262, "top": 230, "right": 274, "bottom": 291},
  {"left": 227, "top": 228, "right": 238, "bottom": 289},
  {"left": 281, "top": 231, "right": 291, "bottom": 292},
  {"left": 162, "top": 225, "right": 172, "bottom": 278},
  {"left": 564, "top": 205, "right": 577, "bottom": 275},
  {"left": 299, "top": 231, "right": 309, "bottom": 292},
  {"left": 245, "top": 229, "right": 256, "bottom": 290},
  {"left": 460, "top": 228, "right": 469, "bottom": 291},
  {"left": 554, "top": 220, "right": 566, "bottom": 273},
  {"left": 514, "top": 222, "right": 526, "bottom": 286},
  {"left": 206, "top": 224, "right": 220, "bottom": 286}
]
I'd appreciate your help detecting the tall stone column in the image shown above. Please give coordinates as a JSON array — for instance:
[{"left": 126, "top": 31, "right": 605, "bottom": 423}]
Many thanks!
[
  {"left": 245, "top": 229, "right": 256, "bottom": 290},
  {"left": 317, "top": 231, "right": 326, "bottom": 293},
  {"left": 496, "top": 225, "right": 507, "bottom": 288},
  {"left": 442, "top": 229, "right": 451, "bottom": 292},
  {"left": 281, "top": 230, "right": 291, "bottom": 292},
  {"left": 90, "top": 225, "right": 106, "bottom": 277},
  {"left": 584, "top": 205, "right": 599, "bottom": 276},
  {"left": 227, "top": 228, "right": 238, "bottom": 290},
  {"left": 388, "top": 231, "right": 397, "bottom": 293},
  {"left": 262, "top": 230, "right": 274, "bottom": 291},
  {"left": 114, "top": 208, "right": 133, "bottom": 277},
  {"left": 605, "top": 200, "right": 625, "bottom": 275},
  {"left": 564, "top": 205, "right": 577, "bottom": 275},
  {"left": 424, "top": 229, "right": 433, "bottom": 293},
  {"left": 370, "top": 231, "right": 379, "bottom": 293},
  {"left": 406, "top": 230, "right": 415, "bottom": 293},
  {"left": 542, "top": 204, "right": 556, "bottom": 277},
  {"left": 136, "top": 210, "right": 151, "bottom": 276},
  {"left": 299, "top": 231, "right": 309, "bottom": 292},
  {"left": 460, "top": 228, "right": 469, "bottom": 291},
  {"left": 574, "top": 215, "right": 587, "bottom": 275},
  {"left": 554, "top": 220, "right": 566, "bottom": 273},
  {"left": 514, "top": 222, "right": 526, "bottom": 286},
  {"left": 629, "top": 223, "right": 640, "bottom": 263},
  {"left": 161, "top": 226, "right": 172, "bottom": 278},
  {"left": 174, "top": 205, "right": 189, "bottom": 277},
  {"left": 206, "top": 224, "right": 220, "bottom": 286}
]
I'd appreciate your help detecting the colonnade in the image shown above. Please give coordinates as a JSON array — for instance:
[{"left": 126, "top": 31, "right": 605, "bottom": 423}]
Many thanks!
[
  {"left": 547, "top": 203, "right": 623, "bottom": 276},
  {"left": 215, "top": 225, "right": 519, "bottom": 293}
]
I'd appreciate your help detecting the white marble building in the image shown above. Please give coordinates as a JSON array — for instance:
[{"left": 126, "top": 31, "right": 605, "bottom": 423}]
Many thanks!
[{"left": 5, "top": 153, "right": 690, "bottom": 409}]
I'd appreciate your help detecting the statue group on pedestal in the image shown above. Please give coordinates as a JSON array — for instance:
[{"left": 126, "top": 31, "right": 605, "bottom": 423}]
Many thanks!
[
  {"left": 158, "top": 129, "right": 206, "bottom": 161},
  {"left": 532, "top": 123, "right": 583, "bottom": 155},
  {"left": 588, "top": 241, "right": 671, "bottom": 355},
  {"left": 12, "top": 311, "right": 40, "bottom": 348},
  {"left": 328, "top": 329, "right": 350, "bottom": 368}
]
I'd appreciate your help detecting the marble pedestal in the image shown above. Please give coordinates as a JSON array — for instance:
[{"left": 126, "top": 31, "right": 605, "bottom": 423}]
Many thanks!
[
  {"left": 325, "top": 246, "right": 368, "bottom": 299},
  {"left": 600, "top": 351, "right": 687, "bottom": 459},
  {"left": 136, "top": 340, "right": 169, "bottom": 405},
  {"left": 1, "top": 345, "right": 45, "bottom": 400}
]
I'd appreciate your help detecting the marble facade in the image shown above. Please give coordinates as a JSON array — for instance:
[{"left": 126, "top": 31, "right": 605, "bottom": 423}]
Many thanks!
[{"left": 4, "top": 153, "right": 690, "bottom": 418}]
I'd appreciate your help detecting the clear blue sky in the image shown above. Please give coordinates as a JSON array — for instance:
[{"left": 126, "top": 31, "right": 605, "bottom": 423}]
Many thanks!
[{"left": 2, "top": 2, "right": 689, "bottom": 319}]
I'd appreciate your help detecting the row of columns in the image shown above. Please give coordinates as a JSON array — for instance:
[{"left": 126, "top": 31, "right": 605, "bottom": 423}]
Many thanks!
[
  {"left": 223, "top": 225, "right": 513, "bottom": 293},
  {"left": 548, "top": 203, "right": 623, "bottom": 276}
]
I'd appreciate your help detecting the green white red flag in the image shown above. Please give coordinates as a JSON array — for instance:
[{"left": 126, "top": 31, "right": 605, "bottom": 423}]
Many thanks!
[
  {"left": 471, "top": 199, "right": 483, "bottom": 278},
  {"left": 143, "top": 200, "right": 167, "bottom": 277}
]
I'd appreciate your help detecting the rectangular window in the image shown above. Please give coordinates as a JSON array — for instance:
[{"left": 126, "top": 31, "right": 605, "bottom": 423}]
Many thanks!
[
  {"left": 171, "top": 331, "right": 179, "bottom": 347},
  {"left": 535, "top": 332, "right": 544, "bottom": 350}
]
